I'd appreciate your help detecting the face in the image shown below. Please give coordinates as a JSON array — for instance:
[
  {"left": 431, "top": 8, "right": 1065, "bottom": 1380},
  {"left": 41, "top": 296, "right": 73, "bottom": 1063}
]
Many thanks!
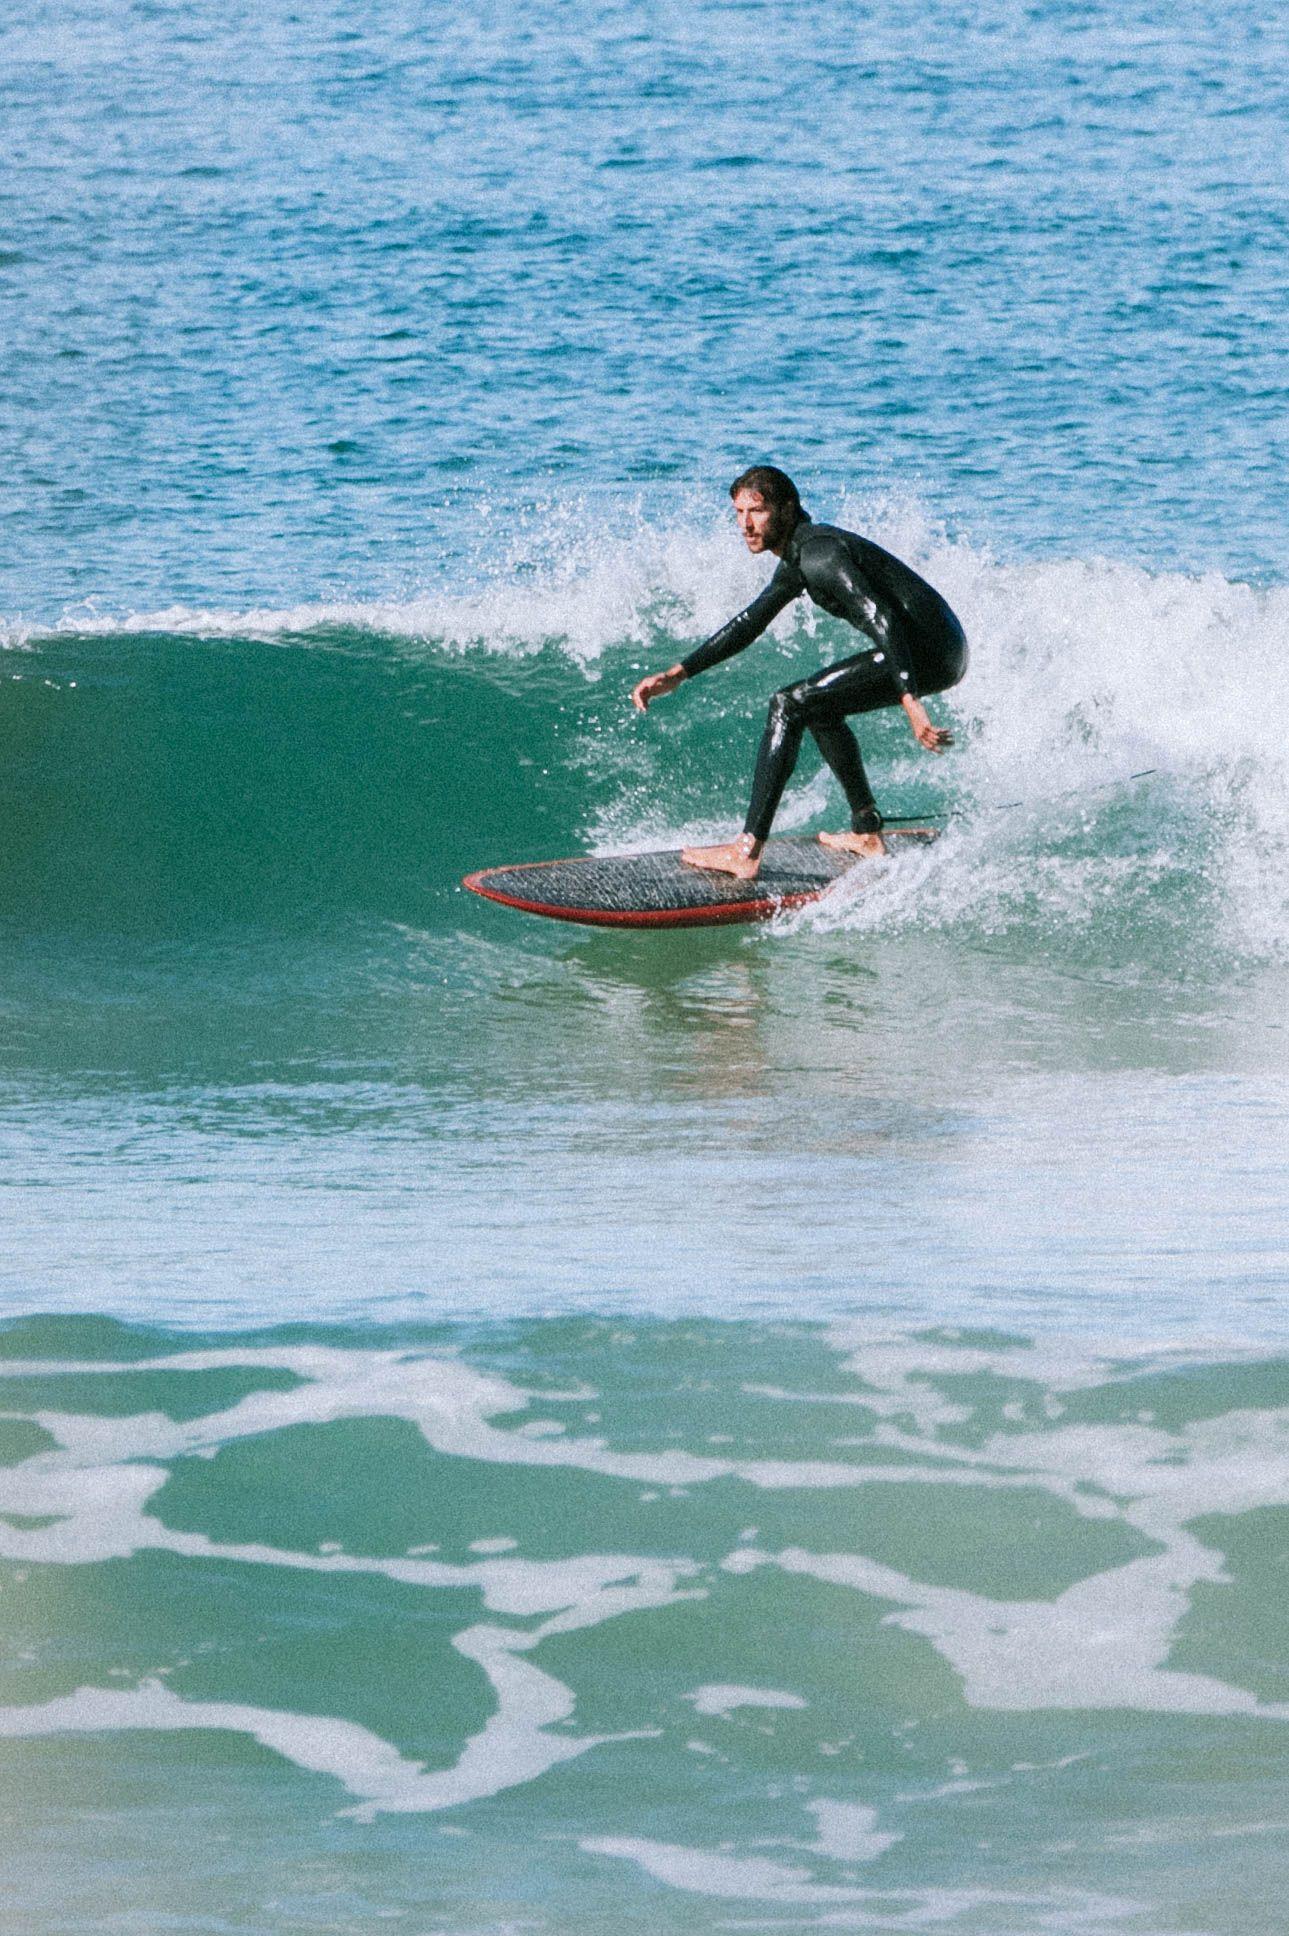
[{"left": 732, "top": 488, "right": 785, "bottom": 554}]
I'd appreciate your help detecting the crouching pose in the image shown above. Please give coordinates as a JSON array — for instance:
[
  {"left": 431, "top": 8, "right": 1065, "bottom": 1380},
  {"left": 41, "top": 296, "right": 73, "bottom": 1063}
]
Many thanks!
[{"left": 631, "top": 466, "right": 967, "bottom": 880}]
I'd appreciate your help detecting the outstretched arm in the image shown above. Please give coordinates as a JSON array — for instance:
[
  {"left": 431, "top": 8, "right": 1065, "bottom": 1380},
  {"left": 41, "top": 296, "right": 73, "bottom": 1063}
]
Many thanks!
[
  {"left": 632, "top": 568, "right": 801, "bottom": 712},
  {"left": 679, "top": 571, "right": 801, "bottom": 678}
]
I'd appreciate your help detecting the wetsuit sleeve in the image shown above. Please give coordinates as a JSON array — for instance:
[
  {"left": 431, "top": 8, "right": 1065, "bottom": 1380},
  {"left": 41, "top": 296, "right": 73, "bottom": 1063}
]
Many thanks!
[
  {"left": 814, "top": 542, "right": 921, "bottom": 700},
  {"left": 678, "top": 564, "right": 802, "bottom": 678}
]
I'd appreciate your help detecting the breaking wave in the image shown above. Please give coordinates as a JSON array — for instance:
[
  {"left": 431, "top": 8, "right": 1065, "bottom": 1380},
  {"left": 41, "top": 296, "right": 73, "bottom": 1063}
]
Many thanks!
[{"left": 3, "top": 496, "right": 1285, "bottom": 962}]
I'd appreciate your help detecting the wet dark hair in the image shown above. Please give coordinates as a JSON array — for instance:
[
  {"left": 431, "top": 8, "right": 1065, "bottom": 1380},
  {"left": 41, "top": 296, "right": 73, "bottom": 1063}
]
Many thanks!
[{"left": 728, "top": 465, "right": 804, "bottom": 521}]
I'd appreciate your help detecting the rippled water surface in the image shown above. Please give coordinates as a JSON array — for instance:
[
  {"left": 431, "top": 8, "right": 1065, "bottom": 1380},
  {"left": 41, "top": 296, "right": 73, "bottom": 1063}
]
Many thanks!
[{"left": 6, "top": 0, "right": 1289, "bottom": 613}]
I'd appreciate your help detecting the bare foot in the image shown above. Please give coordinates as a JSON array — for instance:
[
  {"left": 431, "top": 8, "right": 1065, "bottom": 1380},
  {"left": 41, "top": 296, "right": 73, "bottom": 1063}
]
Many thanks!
[
  {"left": 680, "top": 837, "right": 763, "bottom": 880},
  {"left": 818, "top": 829, "right": 887, "bottom": 859}
]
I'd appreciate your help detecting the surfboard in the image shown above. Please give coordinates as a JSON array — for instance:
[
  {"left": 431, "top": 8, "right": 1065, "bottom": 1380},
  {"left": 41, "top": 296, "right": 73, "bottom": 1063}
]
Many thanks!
[{"left": 462, "top": 827, "right": 940, "bottom": 930}]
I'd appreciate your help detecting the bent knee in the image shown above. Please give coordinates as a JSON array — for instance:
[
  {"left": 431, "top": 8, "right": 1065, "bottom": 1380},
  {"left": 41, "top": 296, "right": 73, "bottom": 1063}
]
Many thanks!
[{"left": 769, "top": 682, "right": 814, "bottom": 727}]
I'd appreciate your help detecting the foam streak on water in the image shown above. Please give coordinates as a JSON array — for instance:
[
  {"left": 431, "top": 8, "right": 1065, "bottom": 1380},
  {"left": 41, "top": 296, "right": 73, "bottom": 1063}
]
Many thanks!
[{"left": 3, "top": 1320, "right": 1289, "bottom": 1931}]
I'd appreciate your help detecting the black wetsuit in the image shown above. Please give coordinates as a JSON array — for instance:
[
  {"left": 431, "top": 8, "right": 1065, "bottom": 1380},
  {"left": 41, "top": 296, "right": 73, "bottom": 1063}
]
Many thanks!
[{"left": 679, "top": 513, "right": 968, "bottom": 840}]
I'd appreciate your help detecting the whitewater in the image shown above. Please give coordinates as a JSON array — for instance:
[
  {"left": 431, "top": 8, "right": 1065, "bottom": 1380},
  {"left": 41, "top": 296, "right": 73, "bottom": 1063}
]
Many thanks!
[{"left": 5, "top": 0, "right": 1289, "bottom": 1930}]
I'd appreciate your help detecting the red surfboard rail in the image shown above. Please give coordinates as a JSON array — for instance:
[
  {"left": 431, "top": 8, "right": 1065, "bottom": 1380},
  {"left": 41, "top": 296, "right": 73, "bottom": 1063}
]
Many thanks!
[{"left": 462, "top": 870, "right": 828, "bottom": 929}]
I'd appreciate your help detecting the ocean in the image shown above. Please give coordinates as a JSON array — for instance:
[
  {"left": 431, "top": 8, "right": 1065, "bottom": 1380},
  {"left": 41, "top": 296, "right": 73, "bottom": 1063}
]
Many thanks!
[{"left": 2, "top": 1, "right": 1288, "bottom": 1930}]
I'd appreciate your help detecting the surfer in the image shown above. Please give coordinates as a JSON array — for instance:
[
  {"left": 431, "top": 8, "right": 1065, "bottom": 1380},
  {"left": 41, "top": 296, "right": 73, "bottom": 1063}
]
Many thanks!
[{"left": 631, "top": 467, "right": 967, "bottom": 880}]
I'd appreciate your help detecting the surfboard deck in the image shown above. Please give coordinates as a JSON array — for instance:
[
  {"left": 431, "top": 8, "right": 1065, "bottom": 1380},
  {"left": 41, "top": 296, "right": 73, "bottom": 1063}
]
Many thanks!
[{"left": 462, "top": 827, "right": 941, "bottom": 929}]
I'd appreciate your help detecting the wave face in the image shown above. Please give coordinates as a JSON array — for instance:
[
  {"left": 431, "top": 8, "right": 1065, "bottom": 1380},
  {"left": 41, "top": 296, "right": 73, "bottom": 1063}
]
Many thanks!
[{"left": 3, "top": 499, "right": 1286, "bottom": 966}]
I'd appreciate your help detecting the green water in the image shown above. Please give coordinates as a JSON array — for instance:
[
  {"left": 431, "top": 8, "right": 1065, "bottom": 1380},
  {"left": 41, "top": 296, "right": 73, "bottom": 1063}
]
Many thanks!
[{"left": 5, "top": 1320, "right": 1289, "bottom": 1933}]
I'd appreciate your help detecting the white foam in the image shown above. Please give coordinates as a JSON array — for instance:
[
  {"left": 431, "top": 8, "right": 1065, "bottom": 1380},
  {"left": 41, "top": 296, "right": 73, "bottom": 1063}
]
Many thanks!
[
  {"left": 339, "top": 1626, "right": 630, "bottom": 1822},
  {"left": 749, "top": 1542, "right": 1289, "bottom": 1722},
  {"left": 0, "top": 1680, "right": 430, "bottom": 1807},
  {"left": 730, "top": 1331, "right": 1289, "bottom": 1725},
  {"left": 7, "top": 1329, "right": 1289, "bottom": 1837},
  {"left": 580, "top": 1835, "right": 1141, "bottom": 1922},
  {"left": 0, "top": 1348, "right": 701, "bottom": 1816},
  {"left": 9, "top": 497, "right": 773, "bottom": 671},
  {"left": 0, "top": 1344, "right": 1097, "bottom": 1500},
  {"left": 806, "top": 1799, "right": 902, "bottom": 1864},
  {"left": 0, "top": 1669, "right": 649, "bottom": 1825},
  {"left": 686, "top": 1685, "right": 809, "bottom": 1719},
  {"left": 579, "top": 1836, "right": 863, "bottom": 1903}
]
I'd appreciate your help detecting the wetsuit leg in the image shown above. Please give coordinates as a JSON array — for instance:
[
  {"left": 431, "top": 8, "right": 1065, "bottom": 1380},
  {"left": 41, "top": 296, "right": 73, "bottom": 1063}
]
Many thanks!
[
  {"left": 809, "top": 719, "right": 880, "bottom": 832},
  {"left": 743, "top": 649, "right": 897, "bottom": 842}
]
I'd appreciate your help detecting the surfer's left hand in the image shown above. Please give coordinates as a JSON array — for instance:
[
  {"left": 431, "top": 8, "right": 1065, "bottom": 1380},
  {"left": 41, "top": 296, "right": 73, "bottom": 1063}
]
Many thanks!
[{"left": 903, "top": 696, "right": 953, "bottom": 752}]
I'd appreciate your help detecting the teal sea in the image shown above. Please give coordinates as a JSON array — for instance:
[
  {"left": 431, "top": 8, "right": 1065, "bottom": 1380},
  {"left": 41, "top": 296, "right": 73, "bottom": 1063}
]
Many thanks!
[{"left": 3, "top": 2, "right": 1289, "bottom": 1931}]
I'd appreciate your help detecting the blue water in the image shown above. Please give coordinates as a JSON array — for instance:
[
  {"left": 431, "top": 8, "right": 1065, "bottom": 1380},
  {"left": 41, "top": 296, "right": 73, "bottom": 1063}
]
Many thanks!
[
  {"left": 6, "top": 0, "right": 1289, "bottom": 623},
  {"left": 3, "top": 2, "right": 1289, "bottom": 1930}
]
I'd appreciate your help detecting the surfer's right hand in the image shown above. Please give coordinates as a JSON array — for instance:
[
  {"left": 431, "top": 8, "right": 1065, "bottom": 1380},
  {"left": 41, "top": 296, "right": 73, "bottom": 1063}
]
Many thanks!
[{"left": 631, "top": 665, "right": 686, "bottom": 713}]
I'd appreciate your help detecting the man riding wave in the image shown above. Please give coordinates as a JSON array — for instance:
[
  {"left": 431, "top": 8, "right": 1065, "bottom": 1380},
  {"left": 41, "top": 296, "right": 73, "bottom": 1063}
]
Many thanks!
[{"left": 631, "top": 467, "right": 967, "bottom": 881}]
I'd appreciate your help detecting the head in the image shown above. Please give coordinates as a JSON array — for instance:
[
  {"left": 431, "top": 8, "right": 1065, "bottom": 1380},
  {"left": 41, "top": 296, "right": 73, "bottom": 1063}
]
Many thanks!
[{"left": 729, "top": 465, "right": 804, "bottom": 555}]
